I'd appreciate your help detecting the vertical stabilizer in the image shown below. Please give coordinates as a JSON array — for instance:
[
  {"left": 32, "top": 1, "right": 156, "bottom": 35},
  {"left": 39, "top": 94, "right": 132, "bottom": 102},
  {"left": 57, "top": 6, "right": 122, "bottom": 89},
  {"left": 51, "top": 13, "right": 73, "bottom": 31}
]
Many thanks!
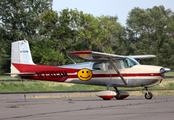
[
  {"left": 11, "top": 40, "right": 35, "bottom": 77},
  {"left": 11, "top": 40, "right": 34, "bottom": 64}
]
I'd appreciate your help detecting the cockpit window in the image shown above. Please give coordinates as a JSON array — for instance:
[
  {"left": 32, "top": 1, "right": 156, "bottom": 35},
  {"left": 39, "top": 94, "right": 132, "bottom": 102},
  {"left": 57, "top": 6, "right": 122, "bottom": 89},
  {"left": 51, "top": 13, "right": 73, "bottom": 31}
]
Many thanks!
[
  {"left": 92, "top": 57, "right": 139, "bottom": 70},
  {"left": 105, "top": 60, "right": 123, "bottom": 70},
  {"left": 93, "top": 60, "right": 123, "bottom": 71},
  {"left": 123, "top": 57, "right": 139, "bottom": 68}
]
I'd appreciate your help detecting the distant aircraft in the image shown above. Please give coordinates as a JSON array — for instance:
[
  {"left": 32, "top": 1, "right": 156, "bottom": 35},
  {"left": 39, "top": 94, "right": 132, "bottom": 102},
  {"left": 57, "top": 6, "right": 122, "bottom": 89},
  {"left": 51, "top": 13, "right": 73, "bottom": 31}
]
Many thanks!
[{"left": 7, "top": 40, "right": 170, "bottom": 100}]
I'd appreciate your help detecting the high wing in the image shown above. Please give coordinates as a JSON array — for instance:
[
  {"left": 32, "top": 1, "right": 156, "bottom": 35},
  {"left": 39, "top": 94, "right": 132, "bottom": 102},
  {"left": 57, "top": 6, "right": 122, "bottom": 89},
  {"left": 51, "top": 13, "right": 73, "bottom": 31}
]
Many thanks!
[
  {"left": 129, "top": 55, "right": 156, "bottom": 60},
  {"left": 69, "top": 51, "right": 156, "bottom": 61},
  {"left": 69, "top": 51, "right": 125, "bottom": 61}
]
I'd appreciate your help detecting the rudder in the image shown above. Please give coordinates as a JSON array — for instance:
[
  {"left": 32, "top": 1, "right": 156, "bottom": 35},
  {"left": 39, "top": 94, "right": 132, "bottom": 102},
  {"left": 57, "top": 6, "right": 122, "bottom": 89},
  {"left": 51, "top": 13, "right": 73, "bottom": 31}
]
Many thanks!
[{"left": 11, "top": 40, "right": 35, "bottom": 77}]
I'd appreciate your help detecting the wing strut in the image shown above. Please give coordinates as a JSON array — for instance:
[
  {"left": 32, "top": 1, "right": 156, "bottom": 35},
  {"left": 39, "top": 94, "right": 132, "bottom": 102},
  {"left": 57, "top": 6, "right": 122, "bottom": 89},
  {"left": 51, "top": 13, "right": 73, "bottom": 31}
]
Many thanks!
[{"left": 108, "top": 58, "right": 127, "bottom": 85}]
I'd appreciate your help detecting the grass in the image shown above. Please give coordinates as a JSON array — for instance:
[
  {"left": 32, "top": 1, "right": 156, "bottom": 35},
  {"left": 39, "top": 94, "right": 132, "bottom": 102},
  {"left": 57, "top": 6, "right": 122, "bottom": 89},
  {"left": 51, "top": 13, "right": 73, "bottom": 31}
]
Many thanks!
[
  {"left": 129, "top": 90, "right": 174, "bottom": 96},
  {"left": 0, "top": 80, "right": 107, "bottom": 92},
  {"left": 28, "top": 93, "right": 96, "bottom": 99},
  {"left": 0, "top": 78, "right": 174, "bottom": 93},
  {"left": 165, "top": 72, "right": 174, "bottom": 76},
  {"left": 0, "top": 76, "right": 19, "bottom": 80}
]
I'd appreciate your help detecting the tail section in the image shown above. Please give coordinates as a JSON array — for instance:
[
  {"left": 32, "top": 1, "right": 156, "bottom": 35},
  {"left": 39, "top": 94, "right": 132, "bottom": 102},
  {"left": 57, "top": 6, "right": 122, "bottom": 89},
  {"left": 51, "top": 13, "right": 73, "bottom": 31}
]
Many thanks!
[
  {"left": 11, "top": 40, "right": 35, "bottom": 77},
  {"left": 11, "top": 40, "right": 34, "bottom": 64}
]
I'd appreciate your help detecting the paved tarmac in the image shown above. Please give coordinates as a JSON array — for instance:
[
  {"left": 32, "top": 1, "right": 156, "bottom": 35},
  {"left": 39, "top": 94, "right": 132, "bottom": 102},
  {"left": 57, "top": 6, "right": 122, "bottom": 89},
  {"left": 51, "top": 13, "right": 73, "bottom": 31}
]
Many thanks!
[{"left": 0, "top": 93, "right": 174, "bottom": 120}]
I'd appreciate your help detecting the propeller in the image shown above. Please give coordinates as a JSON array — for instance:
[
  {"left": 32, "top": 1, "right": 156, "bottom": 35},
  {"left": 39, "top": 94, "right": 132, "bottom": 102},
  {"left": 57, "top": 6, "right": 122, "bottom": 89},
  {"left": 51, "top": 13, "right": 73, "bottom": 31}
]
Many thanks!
[{"left": 160, "top": 67, "right": 171, "bottom": 74}]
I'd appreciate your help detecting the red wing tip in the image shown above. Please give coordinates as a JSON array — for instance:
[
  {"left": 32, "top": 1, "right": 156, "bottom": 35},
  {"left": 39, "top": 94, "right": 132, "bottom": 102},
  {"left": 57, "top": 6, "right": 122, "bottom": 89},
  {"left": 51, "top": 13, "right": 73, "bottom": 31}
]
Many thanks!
[{"left": 69, "top": 51, "right": 92, "bottom": 54}]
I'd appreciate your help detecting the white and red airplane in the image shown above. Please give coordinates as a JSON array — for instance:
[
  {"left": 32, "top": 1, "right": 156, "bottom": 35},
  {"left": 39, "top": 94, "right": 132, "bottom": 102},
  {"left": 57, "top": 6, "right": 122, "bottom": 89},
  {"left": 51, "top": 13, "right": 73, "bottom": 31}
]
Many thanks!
[{"left": 8, "top": 40, "right": 170, "bottom": 100}]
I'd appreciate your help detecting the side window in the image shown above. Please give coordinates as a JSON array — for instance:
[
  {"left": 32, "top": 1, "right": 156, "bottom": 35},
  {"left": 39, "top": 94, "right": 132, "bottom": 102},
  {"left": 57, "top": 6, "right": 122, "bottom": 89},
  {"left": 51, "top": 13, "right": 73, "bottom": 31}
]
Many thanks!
[
  {"left": 93, "top": 63, "right": 103, "bottom": 70},
  {"left": 115, "top": 60, "right": 122, "bottom": 69},
  {"left": 104, "top": 60, "right": 123, "bottom": 70},
  {"left": 105, "top": 62, "right": 112, "bottom": 70}
]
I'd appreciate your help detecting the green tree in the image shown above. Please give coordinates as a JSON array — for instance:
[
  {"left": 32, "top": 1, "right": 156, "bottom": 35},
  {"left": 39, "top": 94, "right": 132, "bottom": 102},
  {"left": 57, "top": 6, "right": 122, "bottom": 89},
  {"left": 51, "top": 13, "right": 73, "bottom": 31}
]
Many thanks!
[
  {"left": 0, "top": 0, "right": 52, "bottom": 41},
  {"left": 126, "top": 5, "right": 174, "bottom": 67},
  {"left": 33, "top": 9, "right": 79, "bottom": 65},
  {"left": 71, "top": 10, "right": 123, "bottom": 53},
  {"left": 0, "top": 24, "right": 11, "bottom": 74},
  {"left": 0, "top": 0, "right": 53, "bottom": 74},
  {"left": 35, "top": 8, "right": 124, "bottom": 65}
]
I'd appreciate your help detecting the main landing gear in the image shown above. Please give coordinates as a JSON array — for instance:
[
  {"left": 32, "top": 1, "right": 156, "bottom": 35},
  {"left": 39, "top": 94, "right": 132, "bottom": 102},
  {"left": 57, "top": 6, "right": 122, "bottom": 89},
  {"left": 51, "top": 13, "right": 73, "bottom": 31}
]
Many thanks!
[
  {"left": 114, "top": 87, "right": 129, "bottom": 100},
  {"left": 144, "top": 87, "right": 153, "bottom": 100},
  {"left": 95, "top": 87, "right": 129, "bottom": 100},
  {"left": 114, "top": 87, "right": 122, "bottom": 100}
]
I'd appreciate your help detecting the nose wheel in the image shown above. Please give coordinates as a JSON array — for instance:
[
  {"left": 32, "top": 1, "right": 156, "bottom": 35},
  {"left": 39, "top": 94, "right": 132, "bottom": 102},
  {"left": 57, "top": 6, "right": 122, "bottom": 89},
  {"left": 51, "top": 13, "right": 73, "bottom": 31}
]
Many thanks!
[{"left": 144, "top": 87, "right": 153, "bottom": 99}]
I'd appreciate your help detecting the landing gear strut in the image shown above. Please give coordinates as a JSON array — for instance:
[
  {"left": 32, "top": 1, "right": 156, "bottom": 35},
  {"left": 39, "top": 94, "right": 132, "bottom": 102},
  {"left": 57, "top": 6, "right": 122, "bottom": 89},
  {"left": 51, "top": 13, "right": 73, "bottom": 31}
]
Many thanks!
[
  {"left": 114, "top": 87, "right": 123, "bottom": 100},
  {"left": 144, "top": 87, "right": 153, "bottom": 99}
]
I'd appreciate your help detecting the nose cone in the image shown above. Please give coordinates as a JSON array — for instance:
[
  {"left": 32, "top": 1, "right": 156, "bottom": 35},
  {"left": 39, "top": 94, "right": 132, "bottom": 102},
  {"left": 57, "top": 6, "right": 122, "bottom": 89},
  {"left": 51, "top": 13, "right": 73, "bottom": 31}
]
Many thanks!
[{"left": 160, "top": 67, "right": 171, "bottom": 74}]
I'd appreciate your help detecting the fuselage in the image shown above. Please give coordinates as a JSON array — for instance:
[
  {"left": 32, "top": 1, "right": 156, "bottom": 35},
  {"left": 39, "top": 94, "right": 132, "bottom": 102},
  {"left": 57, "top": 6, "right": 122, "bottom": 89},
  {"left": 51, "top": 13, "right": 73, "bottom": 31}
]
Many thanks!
[
  {"left": 60, "top": 62, "right": 164, "bottom": 87},
  {"left": 12, "top": 58, "right": 164, "bottom": 88}
]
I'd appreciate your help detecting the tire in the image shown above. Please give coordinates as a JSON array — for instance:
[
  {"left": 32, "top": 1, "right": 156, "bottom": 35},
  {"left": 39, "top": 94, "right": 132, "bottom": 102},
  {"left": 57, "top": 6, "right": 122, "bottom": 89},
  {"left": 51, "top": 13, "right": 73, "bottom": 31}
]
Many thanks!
[
  {"left": 116, "top": 94, "right": 123, "bottom": 100},
  {"left": 103, "top": 98, "right": 110, "bottom": 100},
  {"left": 145, "top": 92, "right": 153, "bottom": 99}
]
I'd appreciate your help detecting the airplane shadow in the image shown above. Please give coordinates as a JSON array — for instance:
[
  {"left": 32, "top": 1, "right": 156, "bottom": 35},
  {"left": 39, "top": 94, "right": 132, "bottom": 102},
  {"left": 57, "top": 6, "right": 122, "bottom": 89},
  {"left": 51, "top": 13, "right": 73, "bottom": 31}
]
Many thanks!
[{"left": 65, "top": 96, "right": 161, "bottom": 102}]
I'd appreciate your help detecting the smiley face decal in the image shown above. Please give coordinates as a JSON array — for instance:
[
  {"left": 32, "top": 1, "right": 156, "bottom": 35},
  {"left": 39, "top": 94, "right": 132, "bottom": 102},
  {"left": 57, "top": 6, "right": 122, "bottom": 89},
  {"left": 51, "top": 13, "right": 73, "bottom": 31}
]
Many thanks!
[{"left": 77, "top": 69, "right": 93, "bottom": 81}]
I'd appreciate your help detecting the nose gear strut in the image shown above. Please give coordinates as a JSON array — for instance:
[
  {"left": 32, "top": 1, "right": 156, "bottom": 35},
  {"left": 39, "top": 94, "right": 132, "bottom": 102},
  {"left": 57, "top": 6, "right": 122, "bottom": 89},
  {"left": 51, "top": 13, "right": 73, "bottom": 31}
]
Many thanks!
[{"left": 144, "top": 87, "right": 153, "bottom": 99}]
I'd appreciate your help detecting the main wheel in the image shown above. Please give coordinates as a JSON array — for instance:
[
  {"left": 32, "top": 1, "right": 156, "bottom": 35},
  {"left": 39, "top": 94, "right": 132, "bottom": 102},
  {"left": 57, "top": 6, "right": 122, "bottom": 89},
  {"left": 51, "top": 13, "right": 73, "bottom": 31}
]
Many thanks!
[
  {"left": 103, "top": 98, "right": 110, "bottom": 100},
  {"left": 145, "top": 92, "right": 153, "bottom": 99},
  {"left": 115, "top": 94, "right": 123, "bottom": 100}
]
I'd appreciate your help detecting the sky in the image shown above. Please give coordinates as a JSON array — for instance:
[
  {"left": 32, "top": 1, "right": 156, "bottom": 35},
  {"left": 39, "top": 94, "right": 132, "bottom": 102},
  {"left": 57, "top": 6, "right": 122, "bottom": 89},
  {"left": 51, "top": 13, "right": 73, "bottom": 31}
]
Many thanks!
[{"left": 53, "top": 0, "right": 174, "bottom": 26}]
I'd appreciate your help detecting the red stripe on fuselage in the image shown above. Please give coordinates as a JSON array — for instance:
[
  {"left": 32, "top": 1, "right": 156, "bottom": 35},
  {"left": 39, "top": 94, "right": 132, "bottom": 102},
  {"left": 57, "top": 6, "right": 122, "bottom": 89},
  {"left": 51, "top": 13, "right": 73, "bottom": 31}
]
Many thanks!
[{"left": 91, "top": 73, "right": 164, "bottom": 78}]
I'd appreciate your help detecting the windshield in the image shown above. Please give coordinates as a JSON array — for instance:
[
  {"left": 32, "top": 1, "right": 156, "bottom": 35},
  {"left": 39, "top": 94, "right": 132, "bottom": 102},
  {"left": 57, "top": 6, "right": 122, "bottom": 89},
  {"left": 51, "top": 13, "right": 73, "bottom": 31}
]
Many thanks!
[{"left": 123, "top": 57, "right": 140, "bottom": 68}]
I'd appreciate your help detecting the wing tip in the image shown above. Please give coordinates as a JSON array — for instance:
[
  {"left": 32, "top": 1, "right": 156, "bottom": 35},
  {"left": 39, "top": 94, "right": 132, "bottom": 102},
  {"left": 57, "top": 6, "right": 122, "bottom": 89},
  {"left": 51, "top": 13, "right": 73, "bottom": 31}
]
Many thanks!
[{"left": 69, "top": 51, "right": 92, "bottom": 54}]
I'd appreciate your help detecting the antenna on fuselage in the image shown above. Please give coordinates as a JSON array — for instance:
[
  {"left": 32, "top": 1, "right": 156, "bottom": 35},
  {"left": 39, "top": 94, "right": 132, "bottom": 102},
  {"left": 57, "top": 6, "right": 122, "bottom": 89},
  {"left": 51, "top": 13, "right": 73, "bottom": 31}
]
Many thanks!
[{"left": 67, "top": 54, "right": 76, "bottom": 64}]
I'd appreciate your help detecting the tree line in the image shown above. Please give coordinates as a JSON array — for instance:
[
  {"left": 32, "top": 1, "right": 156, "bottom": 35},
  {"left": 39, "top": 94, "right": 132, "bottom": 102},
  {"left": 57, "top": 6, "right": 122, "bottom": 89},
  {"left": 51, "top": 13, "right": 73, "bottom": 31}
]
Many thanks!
[{"left": 0, "top": 0, "right": 174, "bottom": 74}]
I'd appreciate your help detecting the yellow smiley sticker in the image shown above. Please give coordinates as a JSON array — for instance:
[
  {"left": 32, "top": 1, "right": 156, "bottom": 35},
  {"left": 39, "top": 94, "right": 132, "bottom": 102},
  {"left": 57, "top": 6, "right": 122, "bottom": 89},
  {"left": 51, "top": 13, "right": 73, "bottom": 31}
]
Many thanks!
[{"left": 77, "top": 69, "right": 93, "bottom": 81}]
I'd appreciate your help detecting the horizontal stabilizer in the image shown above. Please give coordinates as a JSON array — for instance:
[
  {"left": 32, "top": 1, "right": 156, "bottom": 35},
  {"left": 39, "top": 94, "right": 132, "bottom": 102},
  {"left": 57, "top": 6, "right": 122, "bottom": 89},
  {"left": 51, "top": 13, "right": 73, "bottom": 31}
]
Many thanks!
[{"left": 4, "top": 72, "right": 35, "bottom": 76}]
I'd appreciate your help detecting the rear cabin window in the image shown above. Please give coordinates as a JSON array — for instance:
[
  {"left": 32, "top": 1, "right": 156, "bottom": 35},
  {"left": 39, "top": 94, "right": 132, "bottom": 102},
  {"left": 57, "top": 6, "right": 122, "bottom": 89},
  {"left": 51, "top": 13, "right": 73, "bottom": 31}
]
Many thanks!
[{"left": 93, "top": 62, "right": 103, "bottom": 70}]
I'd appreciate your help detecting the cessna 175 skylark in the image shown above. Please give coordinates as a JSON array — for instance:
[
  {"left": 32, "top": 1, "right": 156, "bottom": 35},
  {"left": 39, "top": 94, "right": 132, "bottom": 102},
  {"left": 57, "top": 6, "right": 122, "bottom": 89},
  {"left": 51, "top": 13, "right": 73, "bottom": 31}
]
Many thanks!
[{"left": 8, "top": 40, "right": 170, "bottom": 100}]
